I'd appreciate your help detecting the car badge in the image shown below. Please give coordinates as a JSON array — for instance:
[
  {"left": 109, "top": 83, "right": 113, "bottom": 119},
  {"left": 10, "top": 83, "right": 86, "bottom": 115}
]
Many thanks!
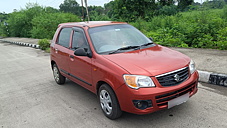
[{"left": 174, "top": 74, "right": 180, "bottom": 82}]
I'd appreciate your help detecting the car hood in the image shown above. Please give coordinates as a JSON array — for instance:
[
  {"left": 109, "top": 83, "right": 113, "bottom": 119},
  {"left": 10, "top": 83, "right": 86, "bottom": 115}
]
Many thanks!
[{"left": 102, "top": 45, "right": 190, "bottom": 76}]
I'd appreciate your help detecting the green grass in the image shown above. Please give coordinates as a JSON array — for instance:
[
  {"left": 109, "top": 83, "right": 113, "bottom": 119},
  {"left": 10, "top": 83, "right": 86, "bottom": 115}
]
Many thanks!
[{"left": 45, "top": 48, "right": 50, "bottom": 53}]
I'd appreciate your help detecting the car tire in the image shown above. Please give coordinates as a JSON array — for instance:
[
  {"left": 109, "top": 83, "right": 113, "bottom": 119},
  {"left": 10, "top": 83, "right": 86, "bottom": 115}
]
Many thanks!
[
  {"left": 52, "top": 64, "right": 65, "bottom": 85},
  {"left": 99, "top": 84, "right": 122, "bottom": 120}
]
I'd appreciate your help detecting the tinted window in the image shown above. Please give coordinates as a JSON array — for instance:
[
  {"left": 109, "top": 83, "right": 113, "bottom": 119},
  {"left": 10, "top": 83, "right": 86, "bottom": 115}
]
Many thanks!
[
  {"left": 57, "top": 28, "right": 71, "bottom": 47},
  {"left": 72, "top": 31, "right": 88, "bottom": 49}
]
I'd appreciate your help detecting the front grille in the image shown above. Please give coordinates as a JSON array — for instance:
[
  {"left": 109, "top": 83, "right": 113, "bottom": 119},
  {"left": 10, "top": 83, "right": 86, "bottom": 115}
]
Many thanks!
[
  {"left": 155, "top": 82, "right": 196, "bottom": 107},
  {"left": 156, "top": 67, "right": 189, "bottom": 87}
]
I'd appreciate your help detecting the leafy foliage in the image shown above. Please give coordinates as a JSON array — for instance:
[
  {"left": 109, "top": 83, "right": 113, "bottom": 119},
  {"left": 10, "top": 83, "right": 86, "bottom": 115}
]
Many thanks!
[
  {"left": 178, "top": 0, "right": 194, "bottom": 11},
  {"left": 59, "top": 0, "right": 81, "bottom": 16},
  {"left": 203, "top": 0, "right": 226, "bottom": 9},
  {"left": 0, "top": 13, "right": 8, "bottom": 37},
  {"left": 155, "top": 5, "right": 178, "bottom": 16},
  {"left": 7, "top": 3, "right": 44, "bottom": 37},
  {"left": 88, "top": 5, "right": 110, "bottom": 21},
  {"left": 134, "top": 8, "right": 227, "bottom": 50},
  {"left": 2, "top": 3, "right": 80, "bottom": 39},
  {"left": 38, "top": 39, "right": 50, "bottom": 50},
  {"left": 31, "top": 13, "right": 80, "bottom": 39},
  {"left": 158, "top": 0, "right": 175, "bottom": 6},
  {"left": 113, "top": 0, "right": 156, "bottom": 22},
  {"left": 0, "top": 12, "right": 8, "bottom": 21},
  {"left": 104, "top": 1, "right": 116, "bottom": 19}
]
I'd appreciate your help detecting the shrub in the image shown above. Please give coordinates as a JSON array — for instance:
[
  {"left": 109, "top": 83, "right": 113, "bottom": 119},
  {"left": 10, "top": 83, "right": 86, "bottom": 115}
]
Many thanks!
[
  {"left": 130, "top": 18, "right": 149, "bottom": 33},
  {"left": 38, "top": 39, "right": 50, "bottom": 50},
  {"left": 6, "top": 3, "right": 44, "bottom": 37},
  {"left": 203, "top": 0, "right": 226, "bottom": 9},
  {"left": 223, "top": 5, "right": 227, "bottom": 19},
  {"left": 216, "top": 27, "right": 227, "bottom": 50},
  {"left": 215, "top": 41, "right": 227, "bottom": 50},
  {"left": 45, "top": 48, "right": 51, "bottom": 53},
  {"left": 144, "top": 29, "right": 188, "bottom": 48},
  {"left": 136, "top": 8, "right": 227, "bottom": 50}
]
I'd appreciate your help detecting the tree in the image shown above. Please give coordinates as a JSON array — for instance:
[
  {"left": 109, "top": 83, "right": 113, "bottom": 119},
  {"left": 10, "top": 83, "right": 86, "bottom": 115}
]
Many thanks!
[
  {"left": 203, "top": 0, "right": 226, "bottom": 9},
  {"left": 31, "top": 13, "right": 80, "bottom": 39},
  {"left": 157, "top": 5, "right": 178, "bottom": 16},
  {"left": 7, "top": 3, "right": 44, "bottom": 37},
  {"left": 177, "top": 0, "right": 194, "bottom": 11},
  {"left": 88, "top": 5, "right": 110, "bottom": 21},
  {"left": 104, "top": 1, "right": 115, "bottom": 19},
  {"left": 0, "top": 12, "right": 8, "bottom": 22},
  {"left": 45, "top": 7, "right": 59, "bottom": 13},
  {"left": 6, "top": 2, "right": 66, "bottom": 38},
  {"left": 114, "top": 0, "right": 156, "bottom": 22},
  {"left": 88, "top": 6, "right": 104, "bottom": 15},
  {"left": 0, "top": 13, "right": 9, "bottom": 37},
  {"left": 158, "top": 0, "right": 175, "bottom": 6},
  {"left": 59, "top": 0, "right": 81, "bottom": 16}
]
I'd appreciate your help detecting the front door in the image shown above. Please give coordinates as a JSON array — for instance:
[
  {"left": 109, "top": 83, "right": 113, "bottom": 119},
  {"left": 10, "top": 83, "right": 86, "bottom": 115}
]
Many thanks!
[{"left": 68, "top": 28, "right": 93, "bottom": 91}]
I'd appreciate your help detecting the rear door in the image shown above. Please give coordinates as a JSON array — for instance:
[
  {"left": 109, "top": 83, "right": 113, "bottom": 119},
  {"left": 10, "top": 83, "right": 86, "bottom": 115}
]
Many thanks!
[{"left": 53, "top": 27, "right": 72, "bottom": 74}]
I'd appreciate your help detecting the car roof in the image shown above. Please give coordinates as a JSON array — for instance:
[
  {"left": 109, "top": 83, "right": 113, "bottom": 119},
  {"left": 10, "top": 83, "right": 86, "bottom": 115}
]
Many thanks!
[{"left": 58, "top": 21, "right": 127, "bottom": 28}]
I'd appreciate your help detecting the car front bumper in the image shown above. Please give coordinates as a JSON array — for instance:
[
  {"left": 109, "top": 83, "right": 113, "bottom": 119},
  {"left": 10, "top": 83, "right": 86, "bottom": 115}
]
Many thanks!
[{"left": 116, "top": 71, "right": 199, "bottom": 114}]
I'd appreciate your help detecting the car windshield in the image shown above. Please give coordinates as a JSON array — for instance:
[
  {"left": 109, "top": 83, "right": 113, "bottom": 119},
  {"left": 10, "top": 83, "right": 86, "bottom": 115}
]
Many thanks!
[{"left": 88, "top": 24, "right": 154, "bottom": 54}]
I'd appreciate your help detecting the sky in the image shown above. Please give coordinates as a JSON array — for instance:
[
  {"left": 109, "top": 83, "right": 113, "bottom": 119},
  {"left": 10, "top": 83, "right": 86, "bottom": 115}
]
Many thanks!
[{"left": 0, "top": 0, "right": 203, "bottom": 14}]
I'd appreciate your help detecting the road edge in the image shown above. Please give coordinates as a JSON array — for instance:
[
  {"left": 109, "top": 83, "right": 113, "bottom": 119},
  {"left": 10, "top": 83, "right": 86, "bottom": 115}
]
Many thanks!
[
  {"left": 198, "top": 70, "right": 227, "bottom": 87},
  {"left": 0, "top": 39, "right": 40, "bottom": 49}
]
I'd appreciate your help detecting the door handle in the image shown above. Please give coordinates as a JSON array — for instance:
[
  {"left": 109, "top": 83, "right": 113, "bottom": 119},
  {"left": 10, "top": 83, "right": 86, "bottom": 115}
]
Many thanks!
[{"left": 69, "top": 55, "right": 74, "bottom": 59}]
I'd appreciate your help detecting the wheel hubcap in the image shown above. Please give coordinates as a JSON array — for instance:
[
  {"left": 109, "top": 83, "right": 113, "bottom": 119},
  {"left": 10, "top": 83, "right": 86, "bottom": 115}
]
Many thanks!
[
  {"left": 100, "top": 90, "right": 112, "bottom": 115},
  {"left": 53, "top": 67, "right": 59, "bottom": 82}
]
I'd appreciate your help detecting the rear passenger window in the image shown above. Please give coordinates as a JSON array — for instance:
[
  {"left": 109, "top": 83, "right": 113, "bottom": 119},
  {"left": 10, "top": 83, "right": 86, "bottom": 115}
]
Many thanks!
[{"left": 57, "top": 28, "right": 71, "bottom": 47}]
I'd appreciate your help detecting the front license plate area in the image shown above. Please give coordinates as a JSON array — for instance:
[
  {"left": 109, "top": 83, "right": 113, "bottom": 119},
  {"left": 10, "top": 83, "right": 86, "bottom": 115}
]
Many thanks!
[{"left": 168, "top": 93, "right": 189, "bottom": 109}]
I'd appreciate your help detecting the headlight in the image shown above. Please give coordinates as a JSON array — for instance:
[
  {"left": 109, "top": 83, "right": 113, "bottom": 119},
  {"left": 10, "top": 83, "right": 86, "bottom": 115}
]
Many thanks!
[
  {"left": 123, "top": 75, "right": 155, "bottom": 89},
  {"left": 189, "top": 60, "right": 196, "bottom": 74}
]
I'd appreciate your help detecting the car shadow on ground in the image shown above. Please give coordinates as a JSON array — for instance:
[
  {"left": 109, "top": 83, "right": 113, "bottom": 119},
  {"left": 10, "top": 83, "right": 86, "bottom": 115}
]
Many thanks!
[{"left": 199, "top": 82, "right": 227, "bottom": 97}]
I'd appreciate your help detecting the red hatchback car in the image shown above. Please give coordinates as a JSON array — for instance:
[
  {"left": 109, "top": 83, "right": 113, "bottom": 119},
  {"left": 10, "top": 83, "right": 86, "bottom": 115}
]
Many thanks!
[{"left": 50, "top": 21, "right": 199, "bottom": 119}]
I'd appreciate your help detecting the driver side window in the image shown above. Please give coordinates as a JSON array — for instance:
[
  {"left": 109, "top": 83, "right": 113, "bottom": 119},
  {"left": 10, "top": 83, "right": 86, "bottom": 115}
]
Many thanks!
[{"left": 72, "top": 31, "right": 88, "bottom": 50}]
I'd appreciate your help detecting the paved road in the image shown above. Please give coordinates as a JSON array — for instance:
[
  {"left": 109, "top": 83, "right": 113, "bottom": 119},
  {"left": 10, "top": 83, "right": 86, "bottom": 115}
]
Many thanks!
[
  {"left": 171, "top": 47, "right": 227, "bottom": 74},
  {"left": 0, "top": 42, "right": 227, "bottom": 128}
]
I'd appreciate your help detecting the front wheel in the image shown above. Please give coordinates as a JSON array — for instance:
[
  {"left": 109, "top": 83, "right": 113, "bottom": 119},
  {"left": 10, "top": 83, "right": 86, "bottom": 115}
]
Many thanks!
[
  {"left": 99, "top": 84, "right": 122, "bottom": 120},
  {"left": 52, "top": 64, "right": 66, "bottom": 85}
]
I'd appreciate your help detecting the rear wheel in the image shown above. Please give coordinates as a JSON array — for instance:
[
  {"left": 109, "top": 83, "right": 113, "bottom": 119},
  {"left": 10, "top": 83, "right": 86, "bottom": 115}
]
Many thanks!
[
  {"left": 99, "top": 84, "right": 122, "bottom": 119},
  {"left": 52, "top": 64, "right": 65, "bottom": 85}
]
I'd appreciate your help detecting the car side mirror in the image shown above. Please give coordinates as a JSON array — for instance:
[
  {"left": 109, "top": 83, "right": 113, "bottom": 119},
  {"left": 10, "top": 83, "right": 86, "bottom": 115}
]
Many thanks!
[
  {"left": 149, "top": 37, "right": 153, "bottom": 41},
  {"left": 74, "top": 48, "right": 87, "bottom": 56},
  {"left": 74, "top": 48, "right": 92, "bottom": 58}
]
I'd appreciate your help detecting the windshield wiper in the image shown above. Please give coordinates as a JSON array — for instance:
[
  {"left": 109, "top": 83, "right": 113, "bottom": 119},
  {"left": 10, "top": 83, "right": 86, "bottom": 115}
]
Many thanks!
[
  {"left": 109, "top": 45, "right": 140, "bottom": 54},
  {"left": 140, "top": 42, "right": 154, "bottom": 47}
]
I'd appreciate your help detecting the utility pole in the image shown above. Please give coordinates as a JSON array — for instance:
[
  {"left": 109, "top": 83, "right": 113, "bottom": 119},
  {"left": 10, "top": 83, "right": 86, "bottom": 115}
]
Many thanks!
[
  {"left": 84, "top": 0, "right": 90, "bottom": 22},
  {"left": 81, "top": 0, "right": 84, "bottom": 21},
  {"left": 201, "top": 0, "right": 203, "bottom": 7}
]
